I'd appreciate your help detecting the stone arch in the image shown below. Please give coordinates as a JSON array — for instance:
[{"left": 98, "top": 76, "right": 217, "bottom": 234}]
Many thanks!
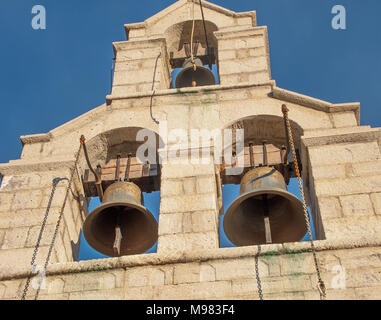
[
  {"left": 164, "top": 20, "right": 219, "bottom": 61},
  {"left": 78, "top": 126, "right": 164, "bottom": 173},
  {"left": 222, "top": 114, "right": 304, "bottom": 151}
]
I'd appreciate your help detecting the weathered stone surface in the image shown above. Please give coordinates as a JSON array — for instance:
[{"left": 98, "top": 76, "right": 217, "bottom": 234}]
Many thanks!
[
  {"left": 0, "top": 193, "right": 14, "bottom": 212},
  {"left": 1, "top": 227, "right": 29, "bottom": 250},
  {"left": 160, "top": 193, "right": 217, "bottom": 214},
  {"left": 0, "top": 0, "right": 380, "bottom": 301},
  {"left": 158, "top": 232, "right": 218, "bottom": 253},
  {"left": 318, "top": 197, "right": 342, "bottom": 219},
  {"left": 309, "top": 141, "right": 380, "bottom": 166},
  {"left": 332, "top": 112, "right": 358, "bottom": 128},
  {"left": 371, "top": 193, "right": 381, "bottom": 215},
  {"left": 12, "top": 190, "right": 43, "bottom": 210},
  {"left": 314, "top": 175, "right": 381, "bottom": 196},
  {"left": 339, "top": 194, "right": 374, "bottom": 217}
]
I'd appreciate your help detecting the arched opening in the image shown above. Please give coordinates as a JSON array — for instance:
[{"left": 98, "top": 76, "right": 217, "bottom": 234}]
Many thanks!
[
  {"left": 219, "top": 115, "right": 319, "bottom": 248},
  {"left": 77, "top": 127, "right": 164, "bottom": 260},
  {"left": 164, "top": 20, "right": 220, "bottom": 88}
]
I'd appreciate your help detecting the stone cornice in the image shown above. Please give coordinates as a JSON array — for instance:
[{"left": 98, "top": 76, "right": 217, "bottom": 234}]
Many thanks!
[
  {"left": 1, "top": 238, "right": 380, "bottom": 281},
  {"left": 124, "top": 0, "right": 257, "bottom": 38},
  {"left": 20, "top": 133, "right": 52, "bottom": 145},
  {"left": 272, "top": 87, "right": 361, "bottom": 125},
  {"left": 0, "top": 158, "right": 76, "bottom": 176}
]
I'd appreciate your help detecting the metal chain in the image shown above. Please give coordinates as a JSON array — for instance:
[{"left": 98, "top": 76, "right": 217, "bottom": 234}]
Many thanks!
[
  {"left": 34, "top": 142, "right": 83, "bottom": 300},
  {"left": 21, "top": 141, "right": 83, "bottom": 300},
  {"left": 254, "top": 245, "right": 264, "bottom": 300},
  {"left": 282, "top": 105, "right": 327, "bottom": 300},
  {"left": 21, "top": 178, "right": 66, "bottom": 300}
]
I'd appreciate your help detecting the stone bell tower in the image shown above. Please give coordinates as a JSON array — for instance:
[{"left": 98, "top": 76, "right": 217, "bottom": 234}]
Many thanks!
[{"left": 1, "top": 0, "right": 381, "bottom": 300}]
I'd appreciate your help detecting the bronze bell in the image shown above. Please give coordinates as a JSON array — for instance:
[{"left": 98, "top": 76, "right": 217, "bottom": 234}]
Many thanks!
[
  {"left": 223, "top": 166, "right": 307, "bottom": 246},
  {"left": 175, "top": 57, "right": 215, "bottom": 88},
  {"left": 83, "top": 181, "right": 158, "bottom": 257}
]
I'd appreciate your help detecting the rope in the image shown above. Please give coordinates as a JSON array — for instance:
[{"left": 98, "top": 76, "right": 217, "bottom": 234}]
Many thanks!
[
  {"left": 190, "top": 0, "right": 196, "bottom": 69},
  {"left": 282, "top": 104, "right": 327, "bottom": 300},
  {"left": 198, "top": 0, "right": 212, "bottom": 68},
  {"left": 21, "top": 140, "right": 83, "bottom": 300}
]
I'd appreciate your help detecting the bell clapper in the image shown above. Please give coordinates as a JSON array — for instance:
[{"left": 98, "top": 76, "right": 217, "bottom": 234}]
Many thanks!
[
  {"left": 262, "top": 194, "right": 273, "bottom": 244},
  {"left": 113, "top": 214, "right": 123, "bottom": 256}
]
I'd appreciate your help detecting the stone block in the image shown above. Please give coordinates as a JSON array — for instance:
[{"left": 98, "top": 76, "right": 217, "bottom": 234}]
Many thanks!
[
  {"left": 46, "top": 278, "right": 65, "bottom": 295},
  {"left": 63, "top": 271, "right": 119, "bottom": 293},
  {"left": 38, "top": 293, "right": 70, "bottom": 300},
  {"left": 312, "top": 164, "right": 346, "bottom": 180},
  {"left": 154, "top": 281, "right": 232, "bottom": 300},
  {"left": 0, "top": 192, "right": 14, "bottom": 212},
  {"left": 231, "top": 279, "right": 261, "bottom": 297},
  {"left": 127, "top": 267, "right": 165, "bottom": 287},
  {"left": 339, "top": 194, "right": 374, "bottom": 217},
  {"left": 309, "top": 141, "right": 381, "bottom": 166},
  {"left": 314, "top": 175, "right": 381, "bottom": 196},
  {"left": 352, "top": 161, "right": 381, "bottom": 177},
  {"left": 338, "top": 247, "right": 381, "bottom": 270},
  {"left": 370, "top": 193, "right": 381, "bottom": 215},
  {"left": 160, "top": 179, "right": 183, "bottom": 197},
  {"left": 173, "top": 263, "right": 215, "bottom": 284},
  {"left": 318, "top": 197, "right": 342, "bottom": 219},
  {"left": 158, "top": 232, "right": 218, "bottom": 253},
  {"left": 332, "top": 112, "right": 358, "bottom": 128},
  {"left": 69, "top": 288, "right": 124, "bottom": 300},
  {"left": 323, "top": 216, "right": 381, "bottom": 241},
  {"left": 158, "top": 213, "right": 183, "bottom": 235},
  {"left": 190, "top": 210, "right": 217, "bottom": 233},
  {"left": 345, "top": 267, "right": 381, "bottom": 289},
  {"left": 1, "top": 227, "right": 29, "bottom": 249},
  {"left": 25, "top": 224, "right": 56, "bottom": 248},
  {"left": 160, "top": 193, "right": 217, "bottom": 214},
  {"left": 280, "top": 253, "right": 316, "bottom": 276},
  {"left": 212, "top": 257, "right": 269, "bottom": 281},
  {"left": 219, "top": 56, "right": 268, "bottom": 75},
  {"left": 355, "top": 286, "right": 381, "bottom": 299},
  {"left": 1, "top": 280, "right": 23, "bottom": 299},
  {"left": 183, "top": 177, "right": 196, "bottom": 195},
  {"left": 12, "top": 190, "right": 43, "bottom": 210},
  {"left": 0, "top": 229, "right": 5, "bottom": 247},
  {"left": 196, "top": 176, "right": 216, "bottom": 194},
  {"left": 161, "top": 163, "right": 215, "bottom": 179},
  {"left": 218, "top": 50, "right": 236, "bottom": 60}
]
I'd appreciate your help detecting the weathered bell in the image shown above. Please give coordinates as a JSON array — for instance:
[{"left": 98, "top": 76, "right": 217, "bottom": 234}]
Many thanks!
[
  {"left": 83, "top": 181, "right": 158, "bottom": 257},
  {"left": 175, "top": 57, "right": 215, "bottom": 88},
  {"left": 223, "top": 167, "right": 307, "bottom": 246}
]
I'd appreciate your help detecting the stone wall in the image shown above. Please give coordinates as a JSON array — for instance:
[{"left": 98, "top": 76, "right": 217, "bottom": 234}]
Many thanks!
[
  {"left": 1, "top": 241, "right": 380, "bottom": 300},
  {"left": 0, "top": 166, "right": 86, "bottom": 270},
  {"left": 1, "top": 0, "right": 380, "bottom": 300}
]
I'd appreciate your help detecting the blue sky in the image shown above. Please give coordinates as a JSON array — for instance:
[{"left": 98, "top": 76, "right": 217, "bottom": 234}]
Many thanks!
[{"left": 1, "top": 1, "right": 380, "bottom": 259}]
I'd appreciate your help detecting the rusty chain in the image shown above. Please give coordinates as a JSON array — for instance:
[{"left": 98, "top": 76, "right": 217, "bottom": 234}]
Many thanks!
[
  {"left": 282, "top": 104, "right": 327, "bottom": 300},
  {"left": 21, "top": 139, "right": 83, "bottom": 300},
  {"left": 254, "top": 245, "right": 264, "bottom": 300}
]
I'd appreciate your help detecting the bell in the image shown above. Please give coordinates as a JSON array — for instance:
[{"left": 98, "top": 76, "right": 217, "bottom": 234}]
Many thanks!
[
  {"left": 223, "top": 167, "right": 307, "bottom": 246},
  {"left": 83, "top": 181, "right": 158, "bottom": 257},
  {"left": 175, "top": 57, "right": 215, "bottom": 88}
]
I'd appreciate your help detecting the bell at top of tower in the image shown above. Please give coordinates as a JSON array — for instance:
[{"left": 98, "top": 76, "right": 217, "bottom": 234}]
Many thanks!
[{"left": 110, "top": 0, "right": 271, "bottom": 94}]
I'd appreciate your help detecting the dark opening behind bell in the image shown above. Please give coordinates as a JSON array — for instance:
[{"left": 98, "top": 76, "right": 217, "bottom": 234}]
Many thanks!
[
  {"left": 223, "top": 166, "right": 307, "bottom": 247},
  {"left": 83, "top": 181, "right": 158, "bottom": 257},
  {"left": 175, "top": 57, "right": 215, "bottom": 88}
]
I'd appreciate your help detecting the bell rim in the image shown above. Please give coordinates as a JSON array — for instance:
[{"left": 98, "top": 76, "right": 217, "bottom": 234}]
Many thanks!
[
  {"left": 175, "top": 65, "right": 216, "bottom": 88},
  {"left": 83, "top": 201, "right": 158, "bottom": 257},
  {"left": 223, "top": 187, "right": 307, "bottom": 246}
]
